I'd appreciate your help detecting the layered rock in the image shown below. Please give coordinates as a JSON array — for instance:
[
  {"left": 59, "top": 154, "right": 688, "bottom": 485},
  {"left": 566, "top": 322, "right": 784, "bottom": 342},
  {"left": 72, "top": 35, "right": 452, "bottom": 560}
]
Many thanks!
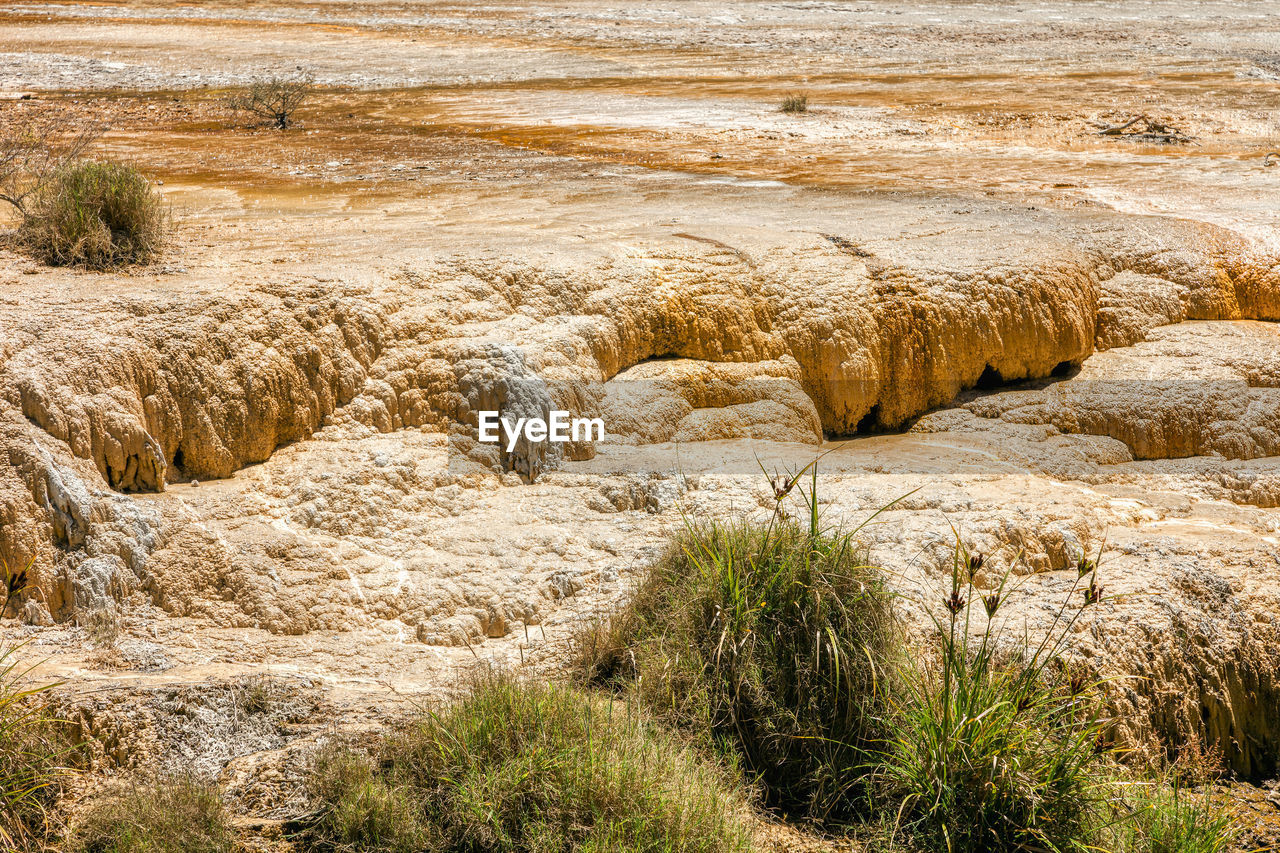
[
  {"left": 2, "top": 202, "right": 1278, "bottom": 618},
  {"left": 4, "top": 196, "right": 1280, "bottom": 779}
]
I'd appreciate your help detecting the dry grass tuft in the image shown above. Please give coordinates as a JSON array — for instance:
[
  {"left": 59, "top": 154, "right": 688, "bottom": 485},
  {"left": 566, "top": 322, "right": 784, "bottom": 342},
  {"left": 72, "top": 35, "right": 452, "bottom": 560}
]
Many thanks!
[
  {"left": 18, "top": 160, "right": 165, "bottom": 269},
  {"left": 306, "top": 671, "right": 757, "bottom": 853},
  {"left": 74, "top": 773, "right": 234, "bottom": 853},
  {"left": 0, "top": 643, "right": 71, "bottom": 851},
  {"left": 780, "top": 93, "right": 809, "bottom": 113}
]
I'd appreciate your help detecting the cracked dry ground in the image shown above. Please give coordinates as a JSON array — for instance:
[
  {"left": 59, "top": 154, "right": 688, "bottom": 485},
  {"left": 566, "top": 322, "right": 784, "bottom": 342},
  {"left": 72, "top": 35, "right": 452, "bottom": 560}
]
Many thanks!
[{"left": 3, "top": 0, "right": 1280, "bottom": 847}]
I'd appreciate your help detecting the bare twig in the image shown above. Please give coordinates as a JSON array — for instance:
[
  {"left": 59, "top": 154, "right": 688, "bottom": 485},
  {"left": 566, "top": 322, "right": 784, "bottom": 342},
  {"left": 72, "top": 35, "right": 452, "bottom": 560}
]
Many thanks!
[
  {"left": 1092, "top": 114, "right": 1196, "bottom": 145},
  {"left": 1264, "top": 152, "right": 1280, "bottom": 167},
  {"left": 0, "top": 112, "right": 101, "bottom": 216},
  {"left": 1095, "top": 116, "right": 1146, "bottom": 136}
]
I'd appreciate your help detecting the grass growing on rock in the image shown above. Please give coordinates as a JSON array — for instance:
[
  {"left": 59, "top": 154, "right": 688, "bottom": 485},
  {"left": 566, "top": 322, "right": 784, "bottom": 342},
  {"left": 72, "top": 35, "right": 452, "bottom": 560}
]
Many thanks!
[
  {"left": 18, "top": 160, "right": 165, "bottom": 269},
  {"left": 577, "top": 465, "right": 899, "bottom": 823},
  {"left": 1109, "top": 778, "right": 1238, "bottom": 853},
  {"left": 877, "top": 548, "right": 1233, "bottom": 853},
  {"left": 74, "top": 774, "right": 235, "bottom": 853},
  {"left": 0, "top": 642, "right": 69, "bottom": 851},
  {"left": 578, "top": 467, "right": 1240, "bottom": 852},
  {"left": 872, "top": 548, "right": 1111, "bottom": 852},
  {"left": 306, "top": 671, "right": 756, "bottom": 853}
]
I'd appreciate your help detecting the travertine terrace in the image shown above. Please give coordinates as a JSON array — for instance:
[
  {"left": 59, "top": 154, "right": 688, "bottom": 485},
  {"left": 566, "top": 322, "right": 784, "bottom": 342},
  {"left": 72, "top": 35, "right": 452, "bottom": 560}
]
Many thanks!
[{"left": 2, "top": 0, "right": 1279, "bottom": 836}]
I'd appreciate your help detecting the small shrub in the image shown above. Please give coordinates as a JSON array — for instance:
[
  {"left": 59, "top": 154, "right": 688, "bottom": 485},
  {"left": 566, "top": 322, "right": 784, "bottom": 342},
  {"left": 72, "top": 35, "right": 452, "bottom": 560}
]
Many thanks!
[
  {"left": 226, "top": 74, "right": 312, "bottom": 129},
  {"left": 19, "top": 160, "right": 165, "bottom": 269},
  {"left": 873, "top": 546, "right": 1110, "bottom": 853},
  {"left": 0, "top": 642, "right": 69, "bottom": 850},
  {"left": 780, "top": 93, "right": 808, "bottom": 113},
  {"left": 577, "top": 466, "right": 899, "bottom": 823},
  {"left": 74, "top": 774, "right": 234, "bottom": 853},
  {"left": 307, "top": 672, "right": 756, "bottom": 853}
]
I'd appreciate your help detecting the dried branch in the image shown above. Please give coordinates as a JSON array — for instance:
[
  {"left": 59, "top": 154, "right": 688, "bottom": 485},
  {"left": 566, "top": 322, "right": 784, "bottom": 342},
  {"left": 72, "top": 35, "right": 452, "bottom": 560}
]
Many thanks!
[
  {"left": 226, "top": 74, "right": 313, "bottom": 130},
  {"left": 0, "top": 112, "right": 102, "bottom": 216},
  {"left": 1092, "top": 114, "right": 1196, "bottom": 145}
]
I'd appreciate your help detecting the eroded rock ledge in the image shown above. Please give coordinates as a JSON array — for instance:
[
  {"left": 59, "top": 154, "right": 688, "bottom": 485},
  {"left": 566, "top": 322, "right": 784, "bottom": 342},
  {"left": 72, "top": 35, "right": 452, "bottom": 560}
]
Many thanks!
[
  {"left": 2, "top": 201, "right": 1278, "bottom": 605},
  {"left": 4, "top": 197, "right": 1280, "bottom": 780}
]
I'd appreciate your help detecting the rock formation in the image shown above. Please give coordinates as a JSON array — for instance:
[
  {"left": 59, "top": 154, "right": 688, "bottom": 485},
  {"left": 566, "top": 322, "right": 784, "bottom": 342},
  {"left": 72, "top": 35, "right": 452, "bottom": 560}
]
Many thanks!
[{"left": 4, "top": 0, "right": 1280, "bottom": 796}]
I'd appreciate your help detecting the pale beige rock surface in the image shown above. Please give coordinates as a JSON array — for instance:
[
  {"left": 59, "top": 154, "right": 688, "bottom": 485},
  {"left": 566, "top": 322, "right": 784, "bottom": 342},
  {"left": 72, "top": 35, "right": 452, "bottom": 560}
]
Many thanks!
[{"left": 1, "top": 0, "right": 1279, "bottom": 826}]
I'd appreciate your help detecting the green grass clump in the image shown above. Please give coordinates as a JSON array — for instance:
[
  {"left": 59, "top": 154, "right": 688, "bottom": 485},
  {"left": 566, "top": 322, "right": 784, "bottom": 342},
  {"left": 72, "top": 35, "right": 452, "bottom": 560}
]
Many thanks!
[
  {"left": 577, "top": 469, "right": 898, "bottom": 823},
  {"left": 1106, "top": 768, "right": 1237, "bottom": 853},
  {"left": 0, "top": 642, "right": 68, "bottom": 851},
  {"left": 873, "top": 547, "right": 1111, "bottom": 853},
  {"left": 74, "top": 774, "right": 234, "bottom": 853},
  {"left": 872, "top": 546, "right": 1238, "bottom": 853},
  {"left": 848, "top": 526, "right": 1236, "bottom": 853},
  {"left": 307, "top": 672, "right": 756, "bottom": 853},
  {"left": 576, "top": 465, "right": 1244, "bottom": 850},
  {"left": 19, "top": 160, "right": 165, "bottom": 269},
  {"left": 780, "top": 93, "right": 808, "bottom": 113},
  {"left": 308, "top": 745, "right": 429, "bottom": 853}
]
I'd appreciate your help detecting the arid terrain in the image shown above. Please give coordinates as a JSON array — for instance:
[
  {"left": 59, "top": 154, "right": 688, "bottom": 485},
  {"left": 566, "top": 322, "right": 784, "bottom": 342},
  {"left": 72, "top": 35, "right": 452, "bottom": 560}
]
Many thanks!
[{"left": 2, "top": 0, "right": 1280, "bottom": 847}]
